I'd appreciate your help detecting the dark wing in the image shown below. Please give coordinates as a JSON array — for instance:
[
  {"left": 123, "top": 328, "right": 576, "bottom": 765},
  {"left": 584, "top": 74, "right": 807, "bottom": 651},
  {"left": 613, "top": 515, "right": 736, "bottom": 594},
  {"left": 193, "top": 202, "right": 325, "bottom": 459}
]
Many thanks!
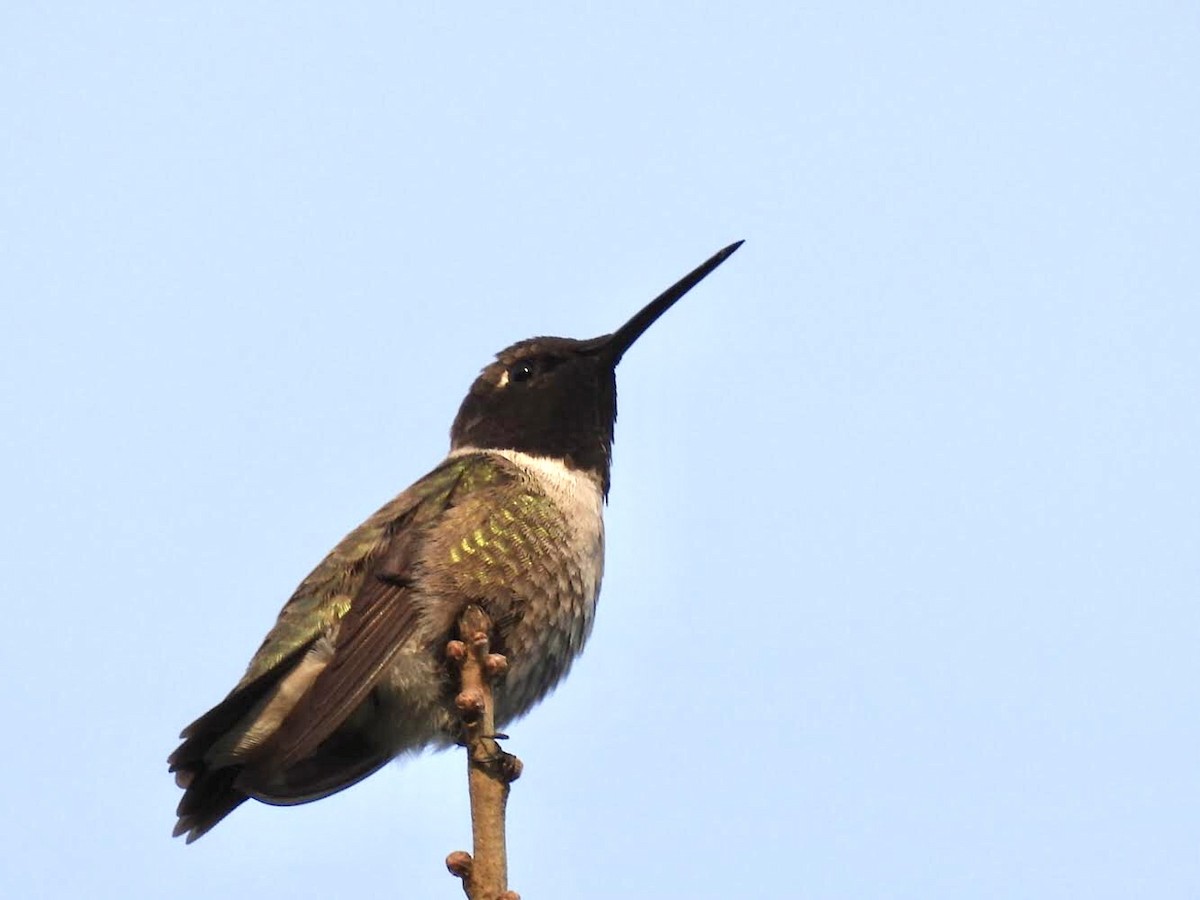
[
  {"left": 249, "top": 513, "right": 430, "bottom": 772},
  {"left": 170, "top": 454, "right": 514, "bottom": 840},
  {"left": 244, "top": 453, "right": 515, "bottom": 772}
]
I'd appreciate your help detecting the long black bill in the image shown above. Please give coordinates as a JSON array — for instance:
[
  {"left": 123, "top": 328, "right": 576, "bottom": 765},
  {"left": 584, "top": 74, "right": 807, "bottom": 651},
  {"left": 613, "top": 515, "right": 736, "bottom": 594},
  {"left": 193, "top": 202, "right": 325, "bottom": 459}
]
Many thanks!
[{"left": 597, "top": 240, "right": 744, "bottom": 364}]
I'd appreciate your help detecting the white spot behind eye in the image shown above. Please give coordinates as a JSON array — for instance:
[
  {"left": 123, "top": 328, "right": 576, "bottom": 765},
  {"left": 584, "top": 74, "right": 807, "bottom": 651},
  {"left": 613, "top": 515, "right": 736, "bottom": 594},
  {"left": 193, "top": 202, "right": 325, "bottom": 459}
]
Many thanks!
[{"left": 497, "top": 370, "right": 510, "bottom": 388}]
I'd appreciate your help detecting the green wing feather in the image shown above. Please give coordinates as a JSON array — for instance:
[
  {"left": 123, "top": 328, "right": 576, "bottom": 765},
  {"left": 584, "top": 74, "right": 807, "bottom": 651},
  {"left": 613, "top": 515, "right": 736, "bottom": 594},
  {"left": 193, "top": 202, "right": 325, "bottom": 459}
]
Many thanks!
[
  {"left": 237, "top": 454, "right": 509, "bottom": 685},
  {"left": 169, "top": 453, "right": 516, "bottom": 840},
  {"left": 242, "top": 453, "right": 522, "bottom": 771}
]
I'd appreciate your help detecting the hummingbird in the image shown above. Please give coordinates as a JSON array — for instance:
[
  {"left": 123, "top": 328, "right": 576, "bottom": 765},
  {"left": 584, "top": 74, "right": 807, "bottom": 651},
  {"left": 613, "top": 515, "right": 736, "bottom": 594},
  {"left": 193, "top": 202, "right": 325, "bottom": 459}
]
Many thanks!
[{"left": 169, "top": 241, "right": 743, "bottom": 842}]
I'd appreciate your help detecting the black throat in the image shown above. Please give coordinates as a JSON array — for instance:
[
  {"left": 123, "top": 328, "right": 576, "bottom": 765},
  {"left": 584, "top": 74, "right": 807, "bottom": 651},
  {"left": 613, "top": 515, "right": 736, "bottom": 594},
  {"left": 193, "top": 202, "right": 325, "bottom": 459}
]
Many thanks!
[{"left": 450, "top": 337, "right": 617, "bottom": 494}]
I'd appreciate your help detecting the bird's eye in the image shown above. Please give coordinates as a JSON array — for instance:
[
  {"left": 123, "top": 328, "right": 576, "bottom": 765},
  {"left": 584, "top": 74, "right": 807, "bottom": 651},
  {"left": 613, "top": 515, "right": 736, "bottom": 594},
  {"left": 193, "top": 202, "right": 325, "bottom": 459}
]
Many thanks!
[{"left": 509, "top": 360, "right": 537, "bottom": 383}]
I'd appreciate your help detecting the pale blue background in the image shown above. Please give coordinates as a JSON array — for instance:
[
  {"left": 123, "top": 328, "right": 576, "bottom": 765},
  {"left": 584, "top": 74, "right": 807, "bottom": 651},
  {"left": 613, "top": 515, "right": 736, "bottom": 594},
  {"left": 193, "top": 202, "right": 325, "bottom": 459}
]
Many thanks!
[{"left": 2, "top": 3, "right": 1197, "bottom": 898}]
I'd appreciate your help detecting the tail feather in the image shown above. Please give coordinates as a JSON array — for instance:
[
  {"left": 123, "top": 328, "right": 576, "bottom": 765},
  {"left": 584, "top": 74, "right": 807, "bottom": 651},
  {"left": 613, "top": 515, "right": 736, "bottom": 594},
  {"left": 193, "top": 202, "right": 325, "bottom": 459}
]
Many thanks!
[
  {"left": 169, "top": 643, "right": 313, "bottom": 841},
  {"left": 173, "top": 765, "right": 248, "bottom": 843}
]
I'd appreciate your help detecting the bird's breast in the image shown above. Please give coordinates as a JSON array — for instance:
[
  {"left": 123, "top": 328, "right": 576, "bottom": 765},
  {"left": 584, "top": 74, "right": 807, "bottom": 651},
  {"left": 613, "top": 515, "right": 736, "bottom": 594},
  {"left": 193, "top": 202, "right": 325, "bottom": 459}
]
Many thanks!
[{"left": 441, "top": 448, "right": 606, "bottom": 724}]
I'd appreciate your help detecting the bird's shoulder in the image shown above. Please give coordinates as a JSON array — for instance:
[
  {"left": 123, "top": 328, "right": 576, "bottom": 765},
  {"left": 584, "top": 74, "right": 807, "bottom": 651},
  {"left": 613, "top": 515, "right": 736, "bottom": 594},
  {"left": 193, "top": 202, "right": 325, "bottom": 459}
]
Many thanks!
[{"left": 235, "top": 452, "right": 523, "bottom": 685}]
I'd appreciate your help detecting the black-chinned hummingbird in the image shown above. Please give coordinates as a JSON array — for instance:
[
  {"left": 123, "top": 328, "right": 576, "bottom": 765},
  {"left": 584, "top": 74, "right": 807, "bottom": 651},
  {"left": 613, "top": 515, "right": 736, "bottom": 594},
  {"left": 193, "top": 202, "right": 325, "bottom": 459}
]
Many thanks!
[{"left": 169, "top": 241, "right": 743, "bottom": 841}]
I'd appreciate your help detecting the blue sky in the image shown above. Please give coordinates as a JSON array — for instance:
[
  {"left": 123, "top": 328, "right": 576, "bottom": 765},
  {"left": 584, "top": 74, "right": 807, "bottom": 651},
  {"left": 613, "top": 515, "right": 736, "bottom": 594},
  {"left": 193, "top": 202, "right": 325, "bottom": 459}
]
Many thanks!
[{"left": 2, "top": 3, "right": 1197, "bottom": 897}]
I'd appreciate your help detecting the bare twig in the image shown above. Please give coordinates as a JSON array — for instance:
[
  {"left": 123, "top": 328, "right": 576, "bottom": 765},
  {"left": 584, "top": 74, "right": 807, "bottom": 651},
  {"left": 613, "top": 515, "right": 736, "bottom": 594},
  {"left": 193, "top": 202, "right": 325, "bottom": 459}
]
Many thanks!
[{"left": 445, "top": 605, "right": 522, "bottom": 900}]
